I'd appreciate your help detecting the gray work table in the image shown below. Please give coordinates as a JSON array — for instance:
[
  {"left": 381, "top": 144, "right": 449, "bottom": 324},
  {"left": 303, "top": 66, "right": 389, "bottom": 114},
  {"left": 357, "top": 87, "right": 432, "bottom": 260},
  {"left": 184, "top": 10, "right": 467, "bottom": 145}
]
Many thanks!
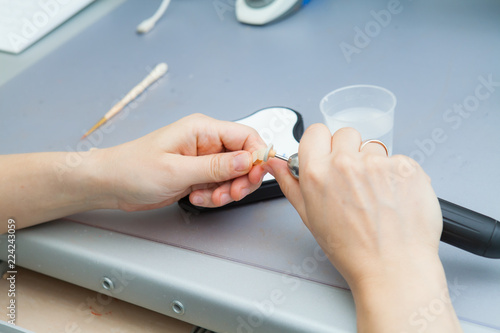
[{"left": 1, "top": 0, "right": 499, "bottom": 332}]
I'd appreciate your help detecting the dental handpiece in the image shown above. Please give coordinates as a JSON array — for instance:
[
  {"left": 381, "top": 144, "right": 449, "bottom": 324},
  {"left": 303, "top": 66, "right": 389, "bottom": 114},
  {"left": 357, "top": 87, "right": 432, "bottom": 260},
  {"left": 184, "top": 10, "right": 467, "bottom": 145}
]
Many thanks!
[
  {"left": 270, "top": 153, "right": 299, "bottom": 179},
  {"left": 255, "top": 144, "right": 299, "bottom": 179},
  {"left": 263, "top": 146, "right": 500, "bottom": 259}
]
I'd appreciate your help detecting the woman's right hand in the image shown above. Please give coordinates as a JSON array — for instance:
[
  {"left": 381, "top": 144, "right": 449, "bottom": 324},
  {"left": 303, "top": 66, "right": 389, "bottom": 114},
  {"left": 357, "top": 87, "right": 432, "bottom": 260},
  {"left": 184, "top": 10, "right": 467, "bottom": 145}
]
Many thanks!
[{"left": 265, "top": 125, "right": 462, "bottom": 333}]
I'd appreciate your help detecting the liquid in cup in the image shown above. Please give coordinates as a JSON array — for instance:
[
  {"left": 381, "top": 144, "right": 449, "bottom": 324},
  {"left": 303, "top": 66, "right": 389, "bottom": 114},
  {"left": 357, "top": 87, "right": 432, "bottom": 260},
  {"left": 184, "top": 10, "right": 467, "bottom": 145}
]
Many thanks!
[{"left": 320, "top": 85, "right": 396, "bottom": 155}]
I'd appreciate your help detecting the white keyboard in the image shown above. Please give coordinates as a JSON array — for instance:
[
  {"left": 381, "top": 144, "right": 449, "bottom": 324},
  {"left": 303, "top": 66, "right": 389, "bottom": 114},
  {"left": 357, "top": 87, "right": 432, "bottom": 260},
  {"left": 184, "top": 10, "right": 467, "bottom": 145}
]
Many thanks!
[{"left": 0, "top": 0, "right": 94, "bottom": 54}]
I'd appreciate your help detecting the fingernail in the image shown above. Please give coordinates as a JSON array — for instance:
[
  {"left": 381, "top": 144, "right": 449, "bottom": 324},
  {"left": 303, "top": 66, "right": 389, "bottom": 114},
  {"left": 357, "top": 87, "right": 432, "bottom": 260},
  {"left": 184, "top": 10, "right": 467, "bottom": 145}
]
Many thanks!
[
  {"left": 220, "top": 193, "right": 231, "bottom": 206},
  {"left": 239, "top": 188, "right": 251, "bottom": 200},
  {"left": 191, "top": 195, "right": 204, "bottom": 206},
  {"left": 233, "top": 153, "right": 250, "bottom": 172}
]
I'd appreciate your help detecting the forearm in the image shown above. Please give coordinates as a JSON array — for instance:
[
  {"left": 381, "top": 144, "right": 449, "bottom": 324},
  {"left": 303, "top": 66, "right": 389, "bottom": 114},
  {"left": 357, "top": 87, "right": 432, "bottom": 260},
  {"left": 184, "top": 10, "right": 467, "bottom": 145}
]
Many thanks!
[
  {"left": 0, "top": 151, "right": 113, "bottom": 233},
  {"left": 351, "top": 257, "right": 463, "bottom": 333}
]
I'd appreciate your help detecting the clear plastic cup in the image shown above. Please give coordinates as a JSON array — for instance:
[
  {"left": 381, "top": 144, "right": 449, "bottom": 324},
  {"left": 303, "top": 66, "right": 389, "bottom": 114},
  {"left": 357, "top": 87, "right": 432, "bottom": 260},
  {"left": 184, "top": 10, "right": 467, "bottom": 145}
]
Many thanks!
[{"left": 320, "top": 85, "right": 396, "bottom": 155}]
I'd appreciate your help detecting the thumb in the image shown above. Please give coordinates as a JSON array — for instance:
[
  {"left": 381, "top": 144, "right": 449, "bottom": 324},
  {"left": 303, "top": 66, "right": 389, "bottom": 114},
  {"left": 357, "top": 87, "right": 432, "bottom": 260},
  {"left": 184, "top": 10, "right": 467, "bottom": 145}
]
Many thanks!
[
  {"left": 180, "top": 151, "right": 252, "bottom": 185},
  {"left": 264, "top": 159, "right": 308, "bottom": 225}
]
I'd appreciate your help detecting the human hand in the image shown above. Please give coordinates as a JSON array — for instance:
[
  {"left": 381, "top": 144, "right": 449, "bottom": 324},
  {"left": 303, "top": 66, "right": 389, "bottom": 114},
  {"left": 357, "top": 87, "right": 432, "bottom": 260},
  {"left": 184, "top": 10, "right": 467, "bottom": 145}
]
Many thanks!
[
  {"left": 265, "top": 125, "right": 462, "bottom": 332},
  {"left": 265, "top": 125, "right": 442, "bottom": 285},
  {"left": 94, "top": 113, "right": 267, "bottom": 212}
]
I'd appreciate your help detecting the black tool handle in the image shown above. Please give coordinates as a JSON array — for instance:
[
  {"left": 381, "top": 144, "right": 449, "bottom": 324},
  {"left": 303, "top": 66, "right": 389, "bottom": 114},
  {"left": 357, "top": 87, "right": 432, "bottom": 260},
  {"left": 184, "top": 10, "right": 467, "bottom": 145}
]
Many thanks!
[{"left": 440, "top": 198, "right": 500, "bottom": 258}]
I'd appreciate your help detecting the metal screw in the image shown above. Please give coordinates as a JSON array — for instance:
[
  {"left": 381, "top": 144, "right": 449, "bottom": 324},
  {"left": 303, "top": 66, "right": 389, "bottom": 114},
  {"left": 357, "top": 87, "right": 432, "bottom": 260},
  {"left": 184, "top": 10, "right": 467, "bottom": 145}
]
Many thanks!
[
  {"left": 171, "top": 300, "right": 185, "bottom": 315},
  {"left": 100, "top": 277, "right": 114, "bottom": 291}
]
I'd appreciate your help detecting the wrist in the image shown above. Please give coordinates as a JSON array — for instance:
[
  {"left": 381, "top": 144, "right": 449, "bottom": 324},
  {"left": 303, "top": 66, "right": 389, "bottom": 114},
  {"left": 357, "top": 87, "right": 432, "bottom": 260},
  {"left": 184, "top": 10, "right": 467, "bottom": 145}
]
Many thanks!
[
  {"left": 349, "top": 255, "right": 458, "bottom": 332},
  {"left": 350, "top": 253, "right": 446, "bottom": 298},
  {"left": 70, "top": 148, "right": 118, "bottom": 211}
]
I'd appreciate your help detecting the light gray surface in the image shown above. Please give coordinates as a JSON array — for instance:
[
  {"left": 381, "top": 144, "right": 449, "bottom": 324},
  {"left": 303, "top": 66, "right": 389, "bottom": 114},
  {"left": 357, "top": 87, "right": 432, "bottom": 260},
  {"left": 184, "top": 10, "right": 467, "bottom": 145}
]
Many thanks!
[
  {"left": 0, "top": 0, "right": 500, "bottom": 331},
  {"left": 1, "top": 222, "right": 357, "bottom": 333}
]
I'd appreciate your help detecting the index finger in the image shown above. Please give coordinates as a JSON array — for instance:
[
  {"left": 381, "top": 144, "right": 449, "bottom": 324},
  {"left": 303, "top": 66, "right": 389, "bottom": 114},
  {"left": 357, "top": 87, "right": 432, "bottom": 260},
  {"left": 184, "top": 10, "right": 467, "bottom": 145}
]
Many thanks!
[
  {"left": 298, "top": 123, "right": 332, "bottom": 166},
  {"left": 172, "top": 114, "right": 266, "bottom": 155},
  {"left": 216, "top": 119, "right": 266, "bottom": 153}
]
